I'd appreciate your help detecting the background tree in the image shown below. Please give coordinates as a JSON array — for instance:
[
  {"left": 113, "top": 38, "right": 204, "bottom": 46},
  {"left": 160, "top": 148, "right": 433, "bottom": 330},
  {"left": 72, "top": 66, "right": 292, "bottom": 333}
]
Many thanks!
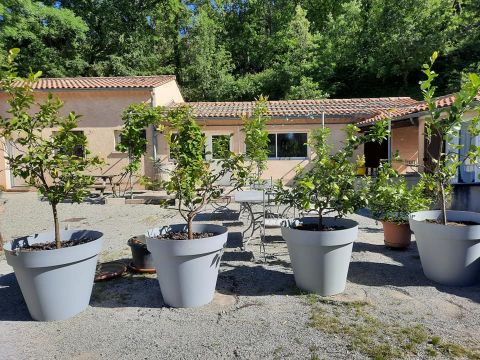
[{"left": 0, "top": 0, "right": 88, "bottom": 77}]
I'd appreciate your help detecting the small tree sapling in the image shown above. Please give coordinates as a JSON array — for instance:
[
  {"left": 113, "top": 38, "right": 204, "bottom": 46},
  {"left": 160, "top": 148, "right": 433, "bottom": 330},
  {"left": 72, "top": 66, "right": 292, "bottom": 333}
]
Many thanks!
[
  {"left": 276, "top": 121, "right": 389, "bottom": 230},
  {"left": 0, "top": 49, "right": 102, "bottom": 249},
  {"left": 165, "top": 106, "right": 248, "bottom": 239}
]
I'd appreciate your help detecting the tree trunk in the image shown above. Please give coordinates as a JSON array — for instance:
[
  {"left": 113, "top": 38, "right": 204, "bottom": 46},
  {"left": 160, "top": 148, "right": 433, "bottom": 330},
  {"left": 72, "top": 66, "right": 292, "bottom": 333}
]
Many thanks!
[
  {"left": 52, "top": 203, "right": 61, "bottom": 249},
  {"left": 440, "top": 184, "right": 447, "bottom": 225},
  {"left": 187, "top": 216, "right": 193, "bottom": 240},
  {"left": 318, "top": 212, "right": 323, "bottom": 230}
]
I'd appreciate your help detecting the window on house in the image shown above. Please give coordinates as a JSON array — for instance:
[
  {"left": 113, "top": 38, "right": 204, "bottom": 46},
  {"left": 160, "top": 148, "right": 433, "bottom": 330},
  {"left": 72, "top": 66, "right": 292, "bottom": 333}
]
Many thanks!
[
  {"left": 53, "top": 130, "right": 85, "bottom": 158},
  {"left": 211, "top": 135, "right": 231, "bottom": 159},
  {"left": 267, "top": 133, "right": 308, "bottom": 159},
  {"left": 168, "top": 133, "right": 207, "bottom": 160},
  {"left": 114, "top": 129, "right": 147, "bottom": 152}
]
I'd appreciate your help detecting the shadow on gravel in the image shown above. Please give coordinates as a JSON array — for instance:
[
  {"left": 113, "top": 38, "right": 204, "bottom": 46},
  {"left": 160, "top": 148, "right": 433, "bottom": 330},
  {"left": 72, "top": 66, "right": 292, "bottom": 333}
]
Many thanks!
[
  {"left": 349, "top": 261, "right": 480, "bottom": 303},
  {"left": 0, "top": 272, "right": 32, "bottom": 321},
  {"left": 217, "top": 265, "right": 295, "bottom": 296},
  {"left": 360, "top": 226, "right": 384, "bottom": 234},
  {"left": 90, "top": 274, "right": 165, "bottom": 308}
]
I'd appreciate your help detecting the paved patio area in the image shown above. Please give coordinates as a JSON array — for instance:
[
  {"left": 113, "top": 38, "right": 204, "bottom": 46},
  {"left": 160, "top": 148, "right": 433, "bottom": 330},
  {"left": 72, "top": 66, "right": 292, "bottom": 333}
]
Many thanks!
[{"left": 1, "top": 192, "right": 479, "bottom": 359}]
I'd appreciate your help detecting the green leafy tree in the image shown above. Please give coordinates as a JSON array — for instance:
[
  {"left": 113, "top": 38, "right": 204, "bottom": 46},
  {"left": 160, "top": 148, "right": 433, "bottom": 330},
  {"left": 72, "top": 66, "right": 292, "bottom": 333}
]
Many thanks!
[
  {"left": 368, "top": 163, "right": 431, "bottom": 224},
  {"left": 164, "top": 106, "right": 248, "bottom": 238},
  {"left": 116, "top": 103, "right": 166, "bottom": 197},
  {"left": 242, "top": 96, "right": 270, "bottom": 181},
  {"left": 276, "top": 121, "right": 389, "bottom": 229},
  {"left": 420, "top": 52, "right": 480, "bottom": 224},
  {"left": 0, "top": 0, "right": 88, "bottom": 77},
  {"left": 179, "top": 5, "right": 235, "bottom": 101},
  {"left": 0, "top": 49, "right": 102, "bottom": 248}
]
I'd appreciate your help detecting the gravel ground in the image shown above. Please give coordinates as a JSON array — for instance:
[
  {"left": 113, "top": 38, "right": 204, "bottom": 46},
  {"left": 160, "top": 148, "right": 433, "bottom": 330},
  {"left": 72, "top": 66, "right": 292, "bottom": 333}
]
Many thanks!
[{"left": 0, "top": 192, "right": 479, "bottom": 360}]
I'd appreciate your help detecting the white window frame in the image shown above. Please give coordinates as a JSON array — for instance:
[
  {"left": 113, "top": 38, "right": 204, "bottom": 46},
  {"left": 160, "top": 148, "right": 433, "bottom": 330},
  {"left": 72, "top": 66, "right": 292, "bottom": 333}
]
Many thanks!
[
  {"left": 447, "top": 118, "right": 480, "bottom": 184},
  {"left": 206, "top": 134, "right": 233, "bottom": 160}
]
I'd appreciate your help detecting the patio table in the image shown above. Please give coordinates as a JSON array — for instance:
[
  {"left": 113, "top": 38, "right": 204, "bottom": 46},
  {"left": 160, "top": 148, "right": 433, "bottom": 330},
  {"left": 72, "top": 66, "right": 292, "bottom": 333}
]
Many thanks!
[{"left": 234, "top": 190, "right": 265, "bottom": 249}]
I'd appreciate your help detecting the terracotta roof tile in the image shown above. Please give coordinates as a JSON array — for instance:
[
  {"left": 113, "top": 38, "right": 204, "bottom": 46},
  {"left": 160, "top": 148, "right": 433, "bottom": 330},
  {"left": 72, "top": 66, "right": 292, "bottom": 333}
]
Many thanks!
[
  {"left": 14, "top": 75, "right": 176, "bottom": 90},
  {"left": 180, "top": 98, "right": 417, "bottom": 119},
  {"left": 357, "top": 93, "right": 480, "bottom": 126}
]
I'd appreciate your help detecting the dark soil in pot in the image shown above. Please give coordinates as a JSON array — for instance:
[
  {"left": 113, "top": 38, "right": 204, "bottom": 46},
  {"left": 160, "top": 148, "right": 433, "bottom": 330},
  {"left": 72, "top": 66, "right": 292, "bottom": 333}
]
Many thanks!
[
  {"left": 155, "top": 231, "right": 219, "bottom": 240},
  {"left": 425, "top": 219, "right": 480, "bottom": 226},
  {"left": 294, "top": 223, "right": 346, "bottom": 232},
  {"left": 17, "top": 238, "right": 95, "bottom": 251}
]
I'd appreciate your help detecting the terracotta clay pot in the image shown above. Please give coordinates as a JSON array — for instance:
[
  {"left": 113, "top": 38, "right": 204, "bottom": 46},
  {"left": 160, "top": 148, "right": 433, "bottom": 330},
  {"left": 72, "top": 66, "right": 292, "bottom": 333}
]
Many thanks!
[{"left": 381, "top": 221, "right": 411, "bottom": 249}]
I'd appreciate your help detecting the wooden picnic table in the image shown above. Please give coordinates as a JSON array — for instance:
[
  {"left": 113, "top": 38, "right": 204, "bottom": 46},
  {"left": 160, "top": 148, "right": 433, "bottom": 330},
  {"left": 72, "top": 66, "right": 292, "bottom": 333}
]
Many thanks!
[{"left": 91, "top": 174, "right": 120, "bottom": 196}]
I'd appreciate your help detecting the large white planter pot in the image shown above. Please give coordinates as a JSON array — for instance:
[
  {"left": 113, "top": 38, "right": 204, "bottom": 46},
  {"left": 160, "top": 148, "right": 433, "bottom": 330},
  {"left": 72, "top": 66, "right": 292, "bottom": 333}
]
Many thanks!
[
  {"left": 409, "top": 210, "right": 480, "bottom": 286},
  {"left": 281, "top": 217, "right": 358, "bottom": 296},
  {"left": 4, "top": 229, "right": 103, "bottom": 321},
  {"left": 146, "top": 223, "right": 227, "bottom": 308}
]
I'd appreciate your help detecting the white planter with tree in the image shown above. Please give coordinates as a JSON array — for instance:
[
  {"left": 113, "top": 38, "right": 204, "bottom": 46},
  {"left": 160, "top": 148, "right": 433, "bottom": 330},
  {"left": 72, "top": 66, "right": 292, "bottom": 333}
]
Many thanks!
[
  {"left": 409, "top": 52, "right": 480, "bottom": 286},
  {"left": 277, "top": 121, "right": 389, "bottom": 295},
  {"left": 1, "top": 49, "right": 104, "bottom": 321}
]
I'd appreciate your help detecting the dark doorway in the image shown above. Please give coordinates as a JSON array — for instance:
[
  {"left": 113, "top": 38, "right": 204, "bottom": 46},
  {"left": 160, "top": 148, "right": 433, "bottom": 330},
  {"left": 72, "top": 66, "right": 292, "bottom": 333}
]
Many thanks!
[
  {"left": 423, "top": 132, "right": 442, "bottom": 173},
  {"left": 364, "top": 140, "right": 388, "bottom": 168}
]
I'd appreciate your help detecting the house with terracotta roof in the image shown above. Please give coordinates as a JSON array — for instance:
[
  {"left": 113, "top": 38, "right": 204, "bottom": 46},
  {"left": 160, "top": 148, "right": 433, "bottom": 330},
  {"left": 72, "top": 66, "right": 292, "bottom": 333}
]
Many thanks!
[
  {"left": 1, "top": 74, "right": 478, "bottom": 195},
  {"left": 0, "top": 76, "right": 184, "bottom": 190},
  {"left": 158, "top": 98, "right": 419, "bottom": 184}
]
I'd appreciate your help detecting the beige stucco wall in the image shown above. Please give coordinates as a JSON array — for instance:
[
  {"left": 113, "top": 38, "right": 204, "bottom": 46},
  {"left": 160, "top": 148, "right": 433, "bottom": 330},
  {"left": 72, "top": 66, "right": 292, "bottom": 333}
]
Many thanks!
[
  {"left": 156, "top": 121, "right": 359, "bottom": 185},
  {"left": 0, "top": 82, "right": 181, "bottom": 190},
  {"left": 391, "top": 125, "right": 420, "bottom": 174}
]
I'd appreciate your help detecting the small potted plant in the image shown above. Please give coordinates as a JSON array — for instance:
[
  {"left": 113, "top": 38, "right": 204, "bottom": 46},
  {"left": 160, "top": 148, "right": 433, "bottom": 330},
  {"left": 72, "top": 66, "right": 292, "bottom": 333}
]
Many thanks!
[
  {"left": 356, "top": 154, "right": 366, "bottom": 176},
  {"left": 368, "top": 163, "right": 431, "bottom": 249},
  {"left": 409, "top": 52, "right": 480, "bottom": 286},
  {"left": 276, "top": 121, "right": 389, "bottom": 296},
  {"left": 144, "top": 106, "right": 248, "bottom": 308},
  {"left": 0, "top": 49, "right": 103, "bottom": 321}
]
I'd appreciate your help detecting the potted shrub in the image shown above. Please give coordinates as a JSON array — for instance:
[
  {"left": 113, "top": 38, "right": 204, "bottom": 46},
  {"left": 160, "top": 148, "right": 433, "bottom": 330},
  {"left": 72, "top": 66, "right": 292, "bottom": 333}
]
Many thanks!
[
  {"left": 145, "top": 106, "right": 248, "bottom": 308},
  {"left": 355, "top": 154, "right": 366, "bottom": 176},
  {"left": 409, "top": 52, "right": 480, "bottom": 286},
  {"left": 276, "top": 122, "right": 389, "bottom": 296},
  {"left": 0, "top": 49, "right": 103, "bottom": 321},
  {"left": 368, "top": 163, "right": 431, "bottom": 249}
]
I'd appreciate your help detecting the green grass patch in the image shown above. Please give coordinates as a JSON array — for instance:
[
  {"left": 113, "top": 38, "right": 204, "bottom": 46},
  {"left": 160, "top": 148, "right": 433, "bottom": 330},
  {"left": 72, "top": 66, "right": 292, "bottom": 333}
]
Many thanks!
[{"left": 308, "top": 300, "right": 445, "bottom": 360}]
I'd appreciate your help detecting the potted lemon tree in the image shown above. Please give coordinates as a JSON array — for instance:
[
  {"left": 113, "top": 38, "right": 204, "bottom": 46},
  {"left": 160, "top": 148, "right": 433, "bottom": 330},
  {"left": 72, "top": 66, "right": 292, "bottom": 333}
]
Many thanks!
[
  {"left": 409, "top": 52, "right": 480, "bottom": 286},
  {"left": 145, "top": 106, "right": 248, "bottom": 308},
  {"left": 277, "top": 122, "right": 388, "bottom": 296},
  {"left": 368, "top": 163, "right": 430, "bottom": 249},
  {"left": 0, "top": 49, "right": 103, "bottom": 321}
]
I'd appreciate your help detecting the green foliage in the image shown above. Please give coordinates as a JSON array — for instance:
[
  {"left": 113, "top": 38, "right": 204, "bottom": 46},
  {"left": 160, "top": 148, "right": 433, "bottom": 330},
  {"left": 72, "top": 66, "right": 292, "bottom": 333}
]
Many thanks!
[
  {"left": 368, "top": 163, "right": 431, "bottom": 224},
  {"left": 276, "top": 121, "right": 389, "bottom": 228},
  {"left": 242, "top": 96, "right": 270, "bottom": 181},
  {"left": 164, "top": 105, "right": 248, "bottom": 237},
  {"left": 420, "top": 52, "right": 480, "bottom": 224},
  {"left": 2, "top": 1, "right": 479, "bottom": 100},
  {"left": 0, "top": 49, "right": 102, "bottom": 248},
  {"left": 117, "top": 103, "right": 165, "bottom": 175},
  {"left": 0, "top": 0, "right": 88, "bottom": 77}
]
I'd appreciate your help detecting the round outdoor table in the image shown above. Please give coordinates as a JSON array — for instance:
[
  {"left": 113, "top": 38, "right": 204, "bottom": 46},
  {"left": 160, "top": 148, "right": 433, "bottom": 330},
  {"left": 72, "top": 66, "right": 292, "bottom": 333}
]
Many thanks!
[{"left": 234, "top": 190, "right": 265, "bottom": 249}]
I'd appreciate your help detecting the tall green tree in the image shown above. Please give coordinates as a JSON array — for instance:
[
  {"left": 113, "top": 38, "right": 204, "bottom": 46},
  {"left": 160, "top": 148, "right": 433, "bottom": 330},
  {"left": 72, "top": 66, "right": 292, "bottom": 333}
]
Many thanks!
[
  {"left": 179, "top": 5, "right": 235, "bottom": 101},
  {"left": 0, "top": 0, "right": 88, "bottom": 77}
]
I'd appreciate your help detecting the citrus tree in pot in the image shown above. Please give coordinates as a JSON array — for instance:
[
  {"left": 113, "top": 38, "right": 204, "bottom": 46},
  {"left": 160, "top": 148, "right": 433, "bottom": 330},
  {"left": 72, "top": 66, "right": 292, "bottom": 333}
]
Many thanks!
[
  {"left": 409, "top": 52, "right": 480, "bottom": 286},
  {"left": 0, "top": 49, "right": 103, "bottom": 321},
  {"left": 368, "top": 163, "right": 431, "bottom": 249},
  {"left": 145, "top": 105, "right": 248, "bottom": 308},
  {"left": 276, "top": 121, "right": 388, "bottom": 296}
]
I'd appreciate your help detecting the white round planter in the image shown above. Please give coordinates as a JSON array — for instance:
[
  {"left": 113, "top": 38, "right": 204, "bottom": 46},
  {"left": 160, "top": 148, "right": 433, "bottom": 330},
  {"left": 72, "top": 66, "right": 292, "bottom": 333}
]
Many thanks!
[
  {"left": 281, "top": 217, "right": 358, "bottom": 296},
  {"left": 4, "top": 229, "right": 103, "bottom": 321},
  {"left": 409, "top": 210, "right": 480, "bottom": 286},
  {"left": 146, "top": 223, "right": 227, "bottom": 308}
]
